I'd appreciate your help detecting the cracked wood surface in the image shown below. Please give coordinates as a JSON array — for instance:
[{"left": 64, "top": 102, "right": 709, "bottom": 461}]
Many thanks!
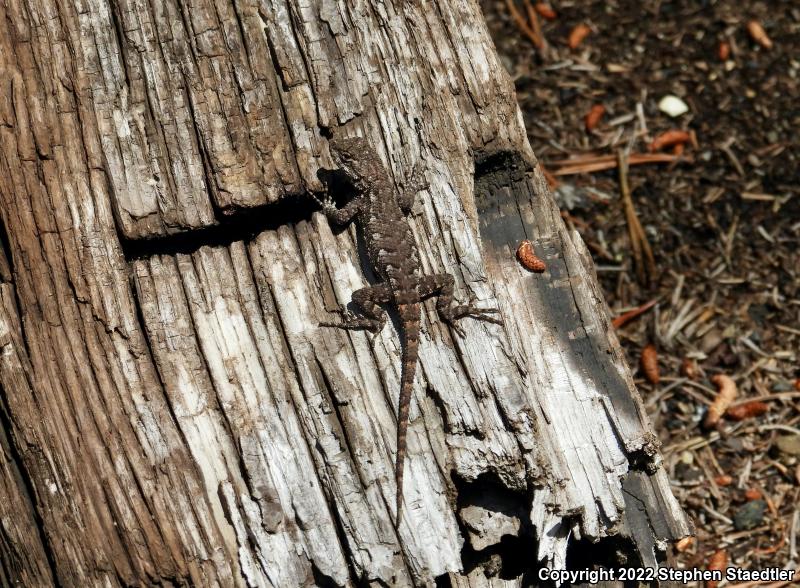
[{"left": 0, "top": 0, "right": 690, "bottom": 585}]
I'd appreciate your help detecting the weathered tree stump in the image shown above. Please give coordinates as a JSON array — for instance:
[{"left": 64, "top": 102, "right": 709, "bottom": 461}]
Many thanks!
[{"left": 0, "top": 0, "right": 690, "bottom": 585}]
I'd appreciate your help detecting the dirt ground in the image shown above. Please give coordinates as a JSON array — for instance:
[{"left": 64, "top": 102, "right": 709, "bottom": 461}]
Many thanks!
[{"left": 480, "top": 0, "right": 799, "bottom": 584}]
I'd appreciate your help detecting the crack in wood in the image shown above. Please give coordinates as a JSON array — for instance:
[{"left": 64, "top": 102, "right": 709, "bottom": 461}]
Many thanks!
[{"left": 120, "top": 195, "right": 316, "bottom": 260}]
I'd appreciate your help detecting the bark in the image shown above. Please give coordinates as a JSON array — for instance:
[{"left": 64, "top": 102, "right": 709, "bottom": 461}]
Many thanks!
[{"left": 0, "top": 0, "right": 690, "bottom": 586}]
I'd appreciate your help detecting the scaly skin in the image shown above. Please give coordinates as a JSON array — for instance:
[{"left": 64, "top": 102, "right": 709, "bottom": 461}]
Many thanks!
[{"left": 315, "top": 135, "right": 501, "bottom": 524}]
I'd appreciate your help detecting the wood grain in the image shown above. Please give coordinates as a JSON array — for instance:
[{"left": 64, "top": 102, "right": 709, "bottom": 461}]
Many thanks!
[{"left": 0, "top": 0, "right": 689, "bottom": 585}]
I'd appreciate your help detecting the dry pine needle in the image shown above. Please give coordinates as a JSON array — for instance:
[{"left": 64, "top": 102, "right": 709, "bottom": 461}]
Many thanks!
[{"left": 649, "top": 129, "right": 691, "bottom": 152}]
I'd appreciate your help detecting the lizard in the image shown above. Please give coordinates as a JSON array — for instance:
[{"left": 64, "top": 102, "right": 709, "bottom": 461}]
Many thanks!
[{"left": 313, "top": 134, "right": 501, "bottom": 524}]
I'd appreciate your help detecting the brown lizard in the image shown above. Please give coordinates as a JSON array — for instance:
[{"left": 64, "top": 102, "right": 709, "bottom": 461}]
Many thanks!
[{"left": 314, "top": 135, "right": 501, "bottom": 523}]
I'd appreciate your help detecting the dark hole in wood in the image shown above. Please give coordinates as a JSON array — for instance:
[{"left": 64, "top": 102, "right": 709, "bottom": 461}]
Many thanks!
[
  {"left": 434, "top": 571, "right": 453, "bottom": 587},
  {"left": 565, "top": 532, "right": 643, "bottom": 587},
  {"left": 0, "top": 382, "right": 61, "bottom": 583},
  {"left": 452, "top": 471, "right": 543, "bottom": 583},
  {"left": 119, "top": 194, "right": 315, "bottom": 260},
  {"left": 119, "top": 167, "right": 353, "bottom": 260},
  {"left": 311, "top": 562, "right": 344, "bottom": 588},
  {"left": 0, "top": 211, "right": 15, "bottom": 280},
  {"left": 473, "top": 150, "right": 530, "bottom": 184},
  {"left": 472, "top": 150, "right": 531, "bottom": 250}
]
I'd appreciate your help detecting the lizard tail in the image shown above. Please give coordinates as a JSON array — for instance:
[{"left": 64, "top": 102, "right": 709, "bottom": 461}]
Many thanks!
[{"left": 395, "top": 302, "right": 420, "bottom": 525}]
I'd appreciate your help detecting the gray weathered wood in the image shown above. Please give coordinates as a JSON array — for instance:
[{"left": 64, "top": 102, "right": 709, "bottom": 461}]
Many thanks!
[{"left": 0, "top": 0, "right": 690, "bottom": 585}]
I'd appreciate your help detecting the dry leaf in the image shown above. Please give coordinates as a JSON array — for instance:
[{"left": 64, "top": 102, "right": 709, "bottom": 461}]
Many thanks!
[
  {"left": 714, "top": 474, "right": 733, "bottom": 486},
  {"left": 568, "top": 23, "right": 591, "bottom": 49},
  {"left": 747, "top": 20, "right": 773, "bottom": 49},
  {"left": 681, "top": 357, "right": 698, "bottom": 380},
  {"left": 675, "top": 536, "right": 695, "bottom": 552},
  {"left": 744, "top": 488, "right": 763, "bottom": 501},
  {"left": 584, "top": 104, "right": 605, "bottom": 131},
  {"left": 726, "top": 400, "right": 769, "bottom": 421},
  {"left": 706, "top": 549, "right": 728, "bottom": 588},
  {"left": 534, "top": 2, "right": 556, "bottom": 20}
]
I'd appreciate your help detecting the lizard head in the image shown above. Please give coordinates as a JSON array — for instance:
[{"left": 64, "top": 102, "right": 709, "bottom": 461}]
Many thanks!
[{"left": 328, "top": 135, "right": 374, "bottom": 180}]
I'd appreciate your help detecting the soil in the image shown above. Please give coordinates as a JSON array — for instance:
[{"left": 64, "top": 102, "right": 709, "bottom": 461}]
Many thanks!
[{"left": 481, "top": 0, "right": 799, "bottom": 582}]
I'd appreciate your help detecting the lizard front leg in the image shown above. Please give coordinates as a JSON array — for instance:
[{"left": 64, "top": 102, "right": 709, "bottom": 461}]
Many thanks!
[
  {"left": 320, "top": 283, "right": 391, "bottom": 334},
  {"left": 417, "top": 273, "right": 502, "bottom": 333},
  {"left": 311, "top": 190, "right": 364, "bottom": 226},
  {"left": 397, "top": 164, "right": 428, "bottom": 214}
]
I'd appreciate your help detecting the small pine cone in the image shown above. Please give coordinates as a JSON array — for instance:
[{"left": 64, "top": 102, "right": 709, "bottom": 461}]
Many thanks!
[
  {"left": 640, "top": 344, "right": 660, "bottom": 384},
  {"left": 516, "top": 240, "right": 546, "bottom": 273}
]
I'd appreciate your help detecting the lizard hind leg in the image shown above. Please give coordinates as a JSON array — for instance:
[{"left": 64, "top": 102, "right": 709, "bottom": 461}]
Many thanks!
[
  {"left": 418, "top": 273, "right": 503, "bottom": 332},
  {"left": 320, "top": 283, "right": 391, "bottom": 334}
]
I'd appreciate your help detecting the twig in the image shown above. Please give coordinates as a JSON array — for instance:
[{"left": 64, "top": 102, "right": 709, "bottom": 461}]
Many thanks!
[
  {"left": 505, "top": 0, "right": 543, "bottom": 49},
  {"left": 757, "top": 424, "right": 800, "bottom": 436},
  {"left": 729, "top": 392, "right": 800, "bottom": 408},
  {"left": 524, "top": 0, "right": 544, "bottom": 49},
  {"left": 550, "top": 152, "right": 688, "bottom": 175},
  {"left": 664, "top": 432, "right": 721, "bottom": 455},
  {"left": 618, "top": 150, "right": 656, "bottom": 286},
  {"left": 645, "top": 377, "right": 687, "bottom": 409},
  {"left": 550, "top": 152, "right": 683, "bottom": 167},
  {"left": 611, "top": 298, "right": 658, "bottom": 328},
  {"left": 720, "top": 137, "right": 745, "bottom": 176}
]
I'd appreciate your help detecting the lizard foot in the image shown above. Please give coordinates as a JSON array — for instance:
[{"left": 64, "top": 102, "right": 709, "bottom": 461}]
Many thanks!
[
  {"left": 319, "top": 310, "right": 384, "bottom": 334},
  {"left": 309, "top": 190, "right": 338, "bottom": 216},
  {"left": 441, "top": 306, "right": 503, "bottom": 335}
]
